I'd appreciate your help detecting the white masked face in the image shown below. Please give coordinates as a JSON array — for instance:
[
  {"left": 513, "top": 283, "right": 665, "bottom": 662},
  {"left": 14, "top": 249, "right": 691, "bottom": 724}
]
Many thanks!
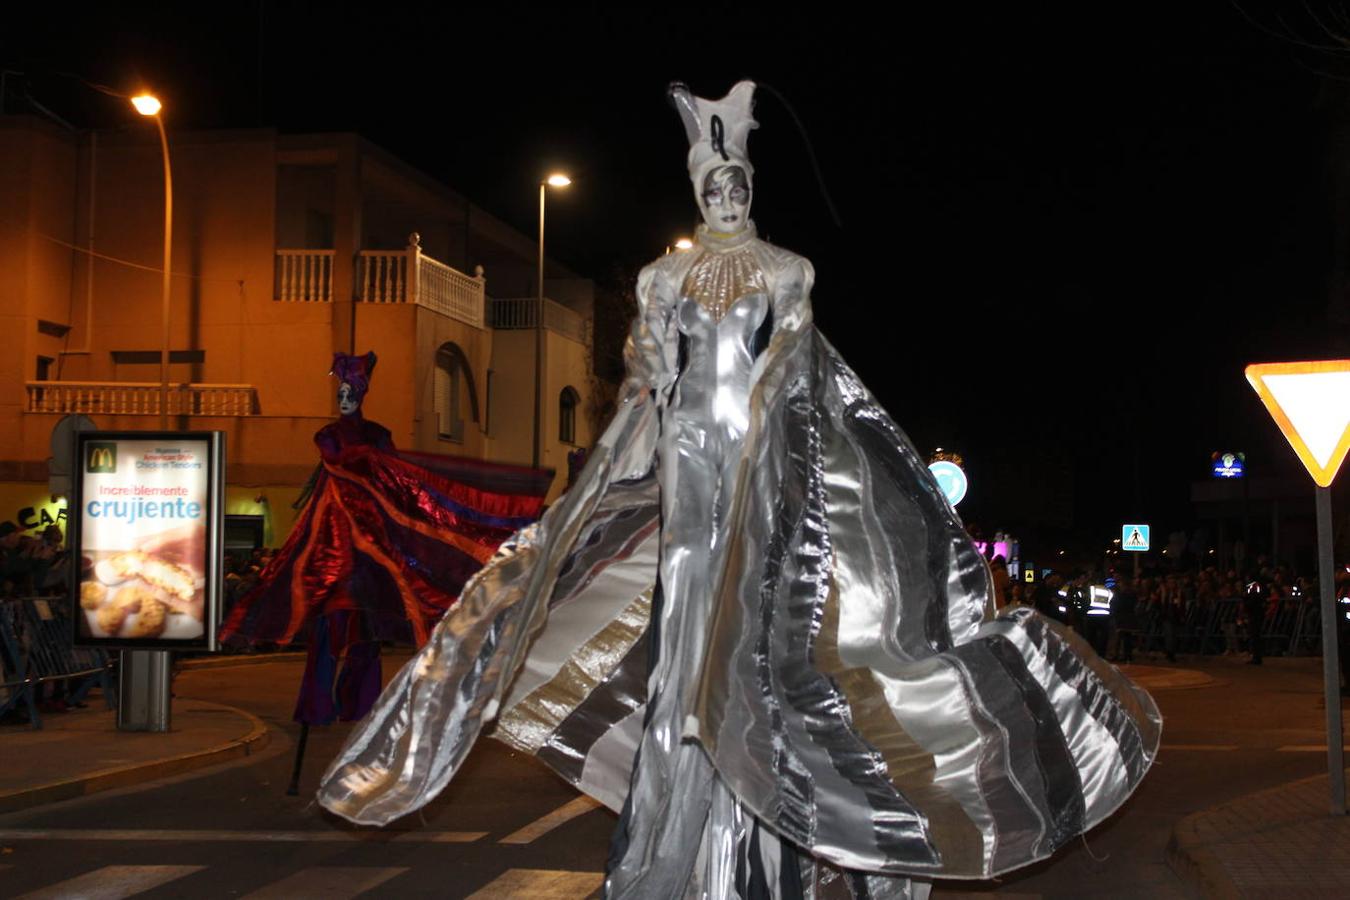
[
  {"left": 337, "top": 383, "right": 360, "bottom": 416},
  {"left": 698, "top": 164, "right": 751, "bottom": 234}
]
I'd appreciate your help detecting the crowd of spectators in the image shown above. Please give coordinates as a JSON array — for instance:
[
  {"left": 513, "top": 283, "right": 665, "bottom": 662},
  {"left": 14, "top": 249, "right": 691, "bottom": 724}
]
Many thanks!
[
  {"left": 1, "top": 522, "right": 78, "bottom": 720},
  {"left": 0, "top": 522, "right": 69, "bottom": 600},
  {"left": 222, "top": 547, "right": 275, "bottom": 616},
  {"left": 1003, "top": 556, "right": 1345, "bottom": 672}
]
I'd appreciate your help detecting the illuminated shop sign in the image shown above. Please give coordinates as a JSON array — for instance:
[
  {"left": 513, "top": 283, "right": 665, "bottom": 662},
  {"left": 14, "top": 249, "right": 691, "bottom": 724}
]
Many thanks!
[
  {"left": 71, "top": 432, "right": 224, "bottom": 650},
  {"left": 1211, "top": 451, "right": 1245, "bottom": 479}
]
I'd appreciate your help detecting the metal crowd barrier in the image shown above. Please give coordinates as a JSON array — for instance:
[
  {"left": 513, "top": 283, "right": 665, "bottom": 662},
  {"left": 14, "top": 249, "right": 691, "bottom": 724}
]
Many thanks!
[
  {"left": 1134, "top": 596, "right": 1320, "bottom": 660},
  {"left": 0, "top": 596, "right": 115, "bottom": 729}
]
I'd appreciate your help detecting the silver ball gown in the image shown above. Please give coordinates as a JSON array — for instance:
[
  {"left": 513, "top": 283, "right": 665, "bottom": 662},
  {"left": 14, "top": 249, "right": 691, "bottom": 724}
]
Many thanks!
[{"left": 316, "top": 222, "right": 1160, "bottom": 899}]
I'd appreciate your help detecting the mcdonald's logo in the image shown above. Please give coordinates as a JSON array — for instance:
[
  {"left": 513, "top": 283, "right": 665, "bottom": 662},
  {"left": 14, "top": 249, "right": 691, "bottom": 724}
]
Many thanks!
[{"left": 86, "top": 442, "right": 117, "bottom": 474}]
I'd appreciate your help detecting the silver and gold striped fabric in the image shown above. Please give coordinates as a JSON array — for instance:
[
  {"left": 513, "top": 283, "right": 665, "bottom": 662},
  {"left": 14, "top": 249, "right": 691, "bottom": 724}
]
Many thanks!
[{"left": 318, "top": 327, "right": 1159, "bottom": 886}]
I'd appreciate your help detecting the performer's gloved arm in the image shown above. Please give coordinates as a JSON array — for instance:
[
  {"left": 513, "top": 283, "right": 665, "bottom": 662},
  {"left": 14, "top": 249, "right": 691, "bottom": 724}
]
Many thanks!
[
  {"left": 623, "top": 262, "right": 678, "bottom": 400},
  {"left": 751, "top": 256, "right": 815, "bottom": 386}
]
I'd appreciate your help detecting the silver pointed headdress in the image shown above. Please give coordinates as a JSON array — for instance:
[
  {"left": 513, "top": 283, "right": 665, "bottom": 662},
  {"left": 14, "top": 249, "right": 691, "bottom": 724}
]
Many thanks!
[{"left": 670, "top": 80, "right": 757, "bottom": 186}]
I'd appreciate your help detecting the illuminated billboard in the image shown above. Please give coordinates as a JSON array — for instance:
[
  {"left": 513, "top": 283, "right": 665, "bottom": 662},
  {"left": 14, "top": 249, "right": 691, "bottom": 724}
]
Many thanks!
[{"left": 71, "top": 432, "right": 224, "bottom": 650}]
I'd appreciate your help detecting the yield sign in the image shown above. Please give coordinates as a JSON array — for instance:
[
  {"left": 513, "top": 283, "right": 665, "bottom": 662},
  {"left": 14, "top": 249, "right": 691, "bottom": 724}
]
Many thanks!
[{"left": 1245, "top": 360, "right": 1350, "bottom": 488}]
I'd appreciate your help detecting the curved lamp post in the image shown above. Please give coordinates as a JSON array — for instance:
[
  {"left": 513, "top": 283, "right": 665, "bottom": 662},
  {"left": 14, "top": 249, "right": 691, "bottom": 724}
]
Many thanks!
[{"left": 131, "top": 93, "right": 173, "bottom": 429}]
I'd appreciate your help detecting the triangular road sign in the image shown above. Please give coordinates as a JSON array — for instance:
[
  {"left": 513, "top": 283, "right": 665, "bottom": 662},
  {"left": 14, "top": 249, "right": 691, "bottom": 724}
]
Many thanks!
[{"left": 1245, "top": 360, "right": 1350, "bottom": 488}]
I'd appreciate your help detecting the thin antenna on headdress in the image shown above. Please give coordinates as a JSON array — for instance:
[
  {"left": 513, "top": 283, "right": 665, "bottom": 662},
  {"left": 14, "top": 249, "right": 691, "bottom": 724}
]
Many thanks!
[{"left": 755, "top": 82, "right": 844, "bottom": 229}]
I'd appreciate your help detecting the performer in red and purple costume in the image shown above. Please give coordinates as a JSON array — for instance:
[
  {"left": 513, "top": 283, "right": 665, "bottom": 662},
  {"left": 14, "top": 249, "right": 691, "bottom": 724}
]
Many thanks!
[{"left": 221, "top": 351, "right": 550, "bottom": 730}]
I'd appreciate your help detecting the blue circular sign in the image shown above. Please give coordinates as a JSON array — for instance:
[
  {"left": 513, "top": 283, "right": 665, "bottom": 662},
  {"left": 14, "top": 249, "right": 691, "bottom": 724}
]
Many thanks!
[{"left": 928, "top": 460, "right": 968, "bottom": 506}]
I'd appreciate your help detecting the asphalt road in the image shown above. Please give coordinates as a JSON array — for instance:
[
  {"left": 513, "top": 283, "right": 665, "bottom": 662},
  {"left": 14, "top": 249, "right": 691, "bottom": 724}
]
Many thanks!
[{"left": 0, "top": 652, "right": 1340, "bottom": 898}]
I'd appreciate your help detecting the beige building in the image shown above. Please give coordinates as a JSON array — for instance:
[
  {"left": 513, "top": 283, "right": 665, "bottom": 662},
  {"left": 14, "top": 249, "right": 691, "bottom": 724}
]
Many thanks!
[{"left": 0, "top": 115, "right": 597, "bottom": 546}]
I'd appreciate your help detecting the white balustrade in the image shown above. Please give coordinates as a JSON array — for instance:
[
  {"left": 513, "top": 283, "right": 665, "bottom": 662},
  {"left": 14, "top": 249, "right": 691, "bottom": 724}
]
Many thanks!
[
  {"left": 25, "top": 382, "right": 257, "bottom": 417},
  {"left": 491, "top": 297, "right": 587, "bottom": 344},
  {"left": 357, "top": 234, "right": 486, "bottom": 329},
  {"left": 275, "top": 250, "right": 334, "bottom": 302}
]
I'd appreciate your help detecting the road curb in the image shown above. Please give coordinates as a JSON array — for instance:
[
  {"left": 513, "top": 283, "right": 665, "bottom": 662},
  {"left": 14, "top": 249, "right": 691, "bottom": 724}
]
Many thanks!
[
  {"left": 0, "top": 700, "right": 270, "bottom": 816},
  {"left": 1166, "top": 811, "right": 1240, "bottom": 900},
  {"left": 176, "top": 652, "right": 307, "bottom": 671}
]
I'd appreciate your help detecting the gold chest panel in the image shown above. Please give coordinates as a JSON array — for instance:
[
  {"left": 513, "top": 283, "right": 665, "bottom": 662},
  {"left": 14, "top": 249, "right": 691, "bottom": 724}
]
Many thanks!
[{"left": 680, "top": 247, "right": 767, "bottom": 322}]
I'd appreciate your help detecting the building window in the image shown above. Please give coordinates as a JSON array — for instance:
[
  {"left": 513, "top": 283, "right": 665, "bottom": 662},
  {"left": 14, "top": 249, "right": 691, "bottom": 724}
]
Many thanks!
[
  {"left": 559, "top": 386, "right": 580, "bottom": 444},
  {"left": 434, "top": 342, "right": 479, "bottom": 443},
  {"left": 35, "top": 356, "right": 54, "bottom": 381}
]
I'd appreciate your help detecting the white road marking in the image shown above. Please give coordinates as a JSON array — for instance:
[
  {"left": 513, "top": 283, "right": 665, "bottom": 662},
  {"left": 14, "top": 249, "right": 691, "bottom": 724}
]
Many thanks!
[
  {"left": 1160, "top": 744, "right": 1239, "bottom": 751},
  {"left": 15, "top": 864, "right": 205, "bottom": 900},
  {"left": 499, "top": 796, "right": 602, "bottom": 845},
  {"left": 1277, "top": 744, "right": 1350, "bottom": 752},
  {"left": 240, "top": 866, "right": 408, "bottom": 899},
  {"left": 464, "top": 868, "right": 604, "bottom": 899},
  {"left": 0, "top": 828, "right": 485, "bottom": 843}
]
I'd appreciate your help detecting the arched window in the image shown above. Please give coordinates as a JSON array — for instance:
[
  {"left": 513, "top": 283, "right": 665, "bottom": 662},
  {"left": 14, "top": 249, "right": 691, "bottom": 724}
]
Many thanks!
[
  {"left": 433, "top": 342, "right": 479, "bottom": 443},
  {"left": 559, "top": 386, "right": 580, "bottom": 444}
]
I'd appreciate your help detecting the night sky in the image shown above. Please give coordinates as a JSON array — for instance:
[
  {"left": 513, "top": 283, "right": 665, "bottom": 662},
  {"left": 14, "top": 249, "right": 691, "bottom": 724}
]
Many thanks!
[{"left": 5, "top": 5, "right": 1345, "bottom": 552}]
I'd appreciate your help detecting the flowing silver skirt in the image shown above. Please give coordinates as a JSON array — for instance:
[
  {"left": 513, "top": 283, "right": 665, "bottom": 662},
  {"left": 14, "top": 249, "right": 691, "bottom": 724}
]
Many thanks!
[{"left": 317, "top": 325, "right": 1160, "bottom": 897}]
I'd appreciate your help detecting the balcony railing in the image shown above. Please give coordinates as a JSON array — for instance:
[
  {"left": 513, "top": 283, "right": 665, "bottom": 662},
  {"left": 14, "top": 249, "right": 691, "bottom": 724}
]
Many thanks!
[
  {"left": 275, "top": 249, "right": 334, "bottom": 302},
  {"left": 26, "top": 382, "right": 258, "bottom": 417},
  {"left": 491, "top": 297, "right": 589, "bottom": 345},
  {"left": 358, "top": 234, "right": 486, "bottom": 329},
  {"left": 276, "top": 236, "right": 487, "bottom": 330}
]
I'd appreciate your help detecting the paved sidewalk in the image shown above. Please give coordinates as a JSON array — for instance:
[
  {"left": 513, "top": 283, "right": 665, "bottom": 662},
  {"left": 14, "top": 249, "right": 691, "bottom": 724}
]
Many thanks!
[
  {"left": 0, "top": 657, "right": 284, "bottom": 815},
  {"left": 1168, "top": 770, "right": 1350, "bottom": 898}
]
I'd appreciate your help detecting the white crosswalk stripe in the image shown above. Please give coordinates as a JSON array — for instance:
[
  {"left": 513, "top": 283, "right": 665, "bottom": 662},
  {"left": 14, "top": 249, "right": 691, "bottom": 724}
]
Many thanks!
[
  {"left": 239, "top": 866, "right": 408, "bottom": 899},
  {"left": 0, "top": 828, "right": 485, "bottom": 843},
  {"left": 1160, "top": 744, "right": 1239, "bottom": 751},
  {"left": 1277, "top": 744, "right": 1350, "bottom": 752},
  {"left": 464, "top": 869, "right": 604, "bottom": 899},
  {"left": 14, "top": 864, "right": 205, "bottom": 900},
  {"left": 499, "top": 796, "right": 602, "bottom": 844}
]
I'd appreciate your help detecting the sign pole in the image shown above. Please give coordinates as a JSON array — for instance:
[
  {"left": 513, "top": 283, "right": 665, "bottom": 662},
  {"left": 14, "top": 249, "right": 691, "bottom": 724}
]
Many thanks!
[
  {"left": 1246, "top": 359, "right": 1350, "bottom": 817},
  {"left": 1316, "top": 485, "right": 1345, "bottom": 815}
]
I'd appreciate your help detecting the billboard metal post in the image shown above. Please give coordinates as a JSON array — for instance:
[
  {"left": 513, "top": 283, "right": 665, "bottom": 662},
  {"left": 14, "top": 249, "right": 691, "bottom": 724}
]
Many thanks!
[{"left": 118, "top": 649, "right": 172, "bottom": 732}]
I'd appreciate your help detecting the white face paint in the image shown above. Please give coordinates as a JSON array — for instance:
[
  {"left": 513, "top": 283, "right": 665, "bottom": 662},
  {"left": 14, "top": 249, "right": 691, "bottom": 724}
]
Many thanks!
[
  {"left": 338, "top": 382, "right": 360, "bottom": 416},
  {"left": 698, "top": 164, "right": 751, "bottom": 234}
]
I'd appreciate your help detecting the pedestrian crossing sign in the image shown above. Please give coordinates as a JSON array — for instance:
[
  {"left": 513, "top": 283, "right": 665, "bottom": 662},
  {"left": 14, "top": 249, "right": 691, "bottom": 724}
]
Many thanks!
[
  {"left": 1122, "top": 524, "right": 1150, "bottom": 551},
  {"left": 1245, "top": 360, "right": 1350, "bottom": 488}
]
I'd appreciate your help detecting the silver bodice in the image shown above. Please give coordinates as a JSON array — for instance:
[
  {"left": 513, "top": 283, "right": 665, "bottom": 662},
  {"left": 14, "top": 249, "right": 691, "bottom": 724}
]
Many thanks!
[{"left": 670, "top": 291, "right": 769, "bottom": 448}]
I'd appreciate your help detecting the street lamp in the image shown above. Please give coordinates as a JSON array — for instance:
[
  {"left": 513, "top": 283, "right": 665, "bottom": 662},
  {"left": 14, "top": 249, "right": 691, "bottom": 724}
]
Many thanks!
[
  {"left": 117, "top": 91, "right": 178, "bottom": 736},
  {"left": 534, "top": 173, "right": 570, "bottom": 469},
  {"left": 132, "top": 93, "right": 173, "bottom": 429}
]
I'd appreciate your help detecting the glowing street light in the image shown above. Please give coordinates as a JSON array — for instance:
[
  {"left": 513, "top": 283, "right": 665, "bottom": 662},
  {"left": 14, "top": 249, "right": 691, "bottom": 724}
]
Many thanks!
[
  {"left": 534, "top": 173, "right": 572, "bottom": 468},
  {"left": 674, "top": 237, "right": 694, "bottom": 251},
  {"left": 130, "top": 93, "right": 162, "bottom": 116}
]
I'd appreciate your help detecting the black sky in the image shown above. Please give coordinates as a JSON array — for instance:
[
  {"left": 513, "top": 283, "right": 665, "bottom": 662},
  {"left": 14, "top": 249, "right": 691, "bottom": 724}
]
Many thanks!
[{"left": 5, "top": 4, "right": 1345, "bottom": 549}]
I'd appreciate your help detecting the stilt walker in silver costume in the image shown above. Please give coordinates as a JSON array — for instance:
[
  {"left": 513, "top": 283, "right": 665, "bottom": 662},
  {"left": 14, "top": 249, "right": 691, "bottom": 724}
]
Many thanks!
[{"left": 317, "top": 81, "right": 1162, "bottom": 899}]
